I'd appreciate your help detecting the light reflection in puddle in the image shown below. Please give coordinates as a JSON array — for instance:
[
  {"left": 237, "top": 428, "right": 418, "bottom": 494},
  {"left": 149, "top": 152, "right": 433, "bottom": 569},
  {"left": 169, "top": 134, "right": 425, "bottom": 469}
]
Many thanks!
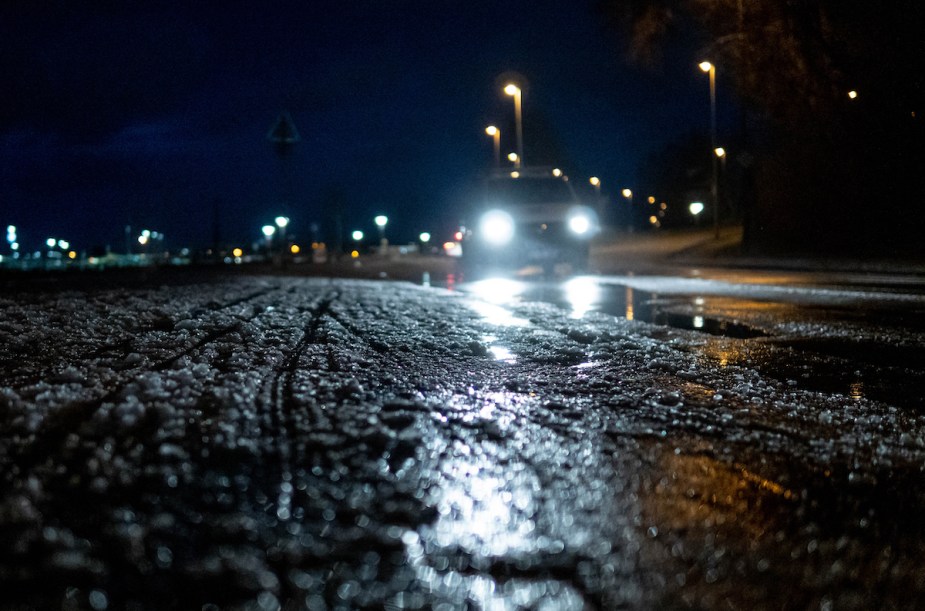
[
  {"left": 849, "top": 381, "right": 865, "bottom": 400},
  {"left": 407, "top": 450, "right": 585, "bottom": 609},
  {"left": 464, "top": 278, "right": 531, "bottom": 327},
  {"left": 466, "top": 278, "right": 527, "bottom": 305},
  {"left": 563, "top": 276, "right": 601, "bottom": 319},
  {"left": 403, "top": 395, "right": 588, "bottom": 609},
  {"left": 466, "top": 300, "right": 531, "bottom": 328},
  {"left": 488, "top": 345, "right": 517, "bottom": 363}
]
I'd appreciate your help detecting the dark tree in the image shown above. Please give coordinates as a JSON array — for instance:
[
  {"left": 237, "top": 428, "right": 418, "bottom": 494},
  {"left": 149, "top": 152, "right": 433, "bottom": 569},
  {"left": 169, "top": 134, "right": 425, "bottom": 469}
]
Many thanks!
[{"left": 601, "top": 0, "right": 925, "bottom": 254}]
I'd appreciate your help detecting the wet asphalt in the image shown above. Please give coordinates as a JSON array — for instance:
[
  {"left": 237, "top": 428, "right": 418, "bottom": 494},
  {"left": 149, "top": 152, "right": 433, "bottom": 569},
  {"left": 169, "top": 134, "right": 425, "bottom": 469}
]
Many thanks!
[{"left": 1, "top": 272, "right": 925, "bottom": 610}]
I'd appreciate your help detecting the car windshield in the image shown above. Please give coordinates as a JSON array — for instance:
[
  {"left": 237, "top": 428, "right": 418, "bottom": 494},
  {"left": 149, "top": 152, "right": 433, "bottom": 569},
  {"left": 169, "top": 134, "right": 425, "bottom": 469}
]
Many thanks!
[{"left": 480, "top": 176, "right": 576, "bottom": 205}]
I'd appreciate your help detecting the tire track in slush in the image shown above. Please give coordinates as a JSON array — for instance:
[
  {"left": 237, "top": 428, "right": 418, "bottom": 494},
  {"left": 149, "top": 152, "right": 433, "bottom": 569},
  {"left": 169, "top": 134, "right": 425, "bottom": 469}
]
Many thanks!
[
  {"left": 0, "top": 285, "right": 284, "bottom": 481},
  {"left": 257, "top": 289, "right": 339, "bottom": 524}
]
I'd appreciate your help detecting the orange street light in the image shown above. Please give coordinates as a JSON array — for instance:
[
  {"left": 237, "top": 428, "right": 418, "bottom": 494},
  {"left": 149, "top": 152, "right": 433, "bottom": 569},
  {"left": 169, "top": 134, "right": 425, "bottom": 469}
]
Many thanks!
[
  {"left": 485, "top": 125, "right": 501, "bottom": 167},
  {"left": 699, "top": 60, "right": 719, "bottom": 239},
  {"left": 504, "top": 83, "right": 524, "bottom": 167}
]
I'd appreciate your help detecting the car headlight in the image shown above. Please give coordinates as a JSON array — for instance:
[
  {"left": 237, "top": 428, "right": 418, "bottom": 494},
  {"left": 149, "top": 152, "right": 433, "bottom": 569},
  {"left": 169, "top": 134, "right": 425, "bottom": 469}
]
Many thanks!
[
  {"left": 479, "top": 209, "right": 515, "bottom": 245},
  {"left": 568, "top": 214, "right": 591, "bottom": 235}
]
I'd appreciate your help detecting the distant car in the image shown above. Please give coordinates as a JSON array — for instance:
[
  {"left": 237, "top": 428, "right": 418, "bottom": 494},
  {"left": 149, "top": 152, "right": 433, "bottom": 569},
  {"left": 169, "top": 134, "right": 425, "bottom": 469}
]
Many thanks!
[{"left": 461, "top": 167, "right": 599, "bottom": 272}]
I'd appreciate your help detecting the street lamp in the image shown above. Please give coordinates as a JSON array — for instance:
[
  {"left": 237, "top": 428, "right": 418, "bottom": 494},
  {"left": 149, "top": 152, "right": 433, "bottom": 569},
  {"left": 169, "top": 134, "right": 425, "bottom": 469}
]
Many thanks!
[
  {"left": 621, "top": 189, "right": 634, "bottom": 231},
  {"left": 261, "top": 225, "right": 276, "bottom": 251},
  {"left": 699, "top": 60, "right": 719, "bottom": 239},
  {"left": 485, "top": 125, "right": 501, "bottom": 168},
  {"left": 419, "top": 232, "right": 431, "bottom": 243},
  {"left": 504, "top": 83, "right": 523, "bottom": 168},
  {"left": 589, "top": 176, "right": 601, "bottom": 195},
  {"left": 374, "top": 215, "right": 388, "bottom": 250},
  {"left": 274, "top": 215, "right": 289, "bottom": 252},
  {"left": 351, "top": 230, "right": 364, "bottom": 242},
  {"left": 507, "top": 152, "right": 519, "bottom": 166},
  {"left": 689, "top": 201, "right": 705, "bottom": 225}
]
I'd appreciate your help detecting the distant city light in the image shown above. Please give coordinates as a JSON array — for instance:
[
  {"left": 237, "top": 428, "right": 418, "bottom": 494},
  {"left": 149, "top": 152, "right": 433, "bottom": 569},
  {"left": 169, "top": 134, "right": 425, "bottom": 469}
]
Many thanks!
[
  {"left": 261, "top": 225, "right": 276, "bottom": 237},
  {"left": 648, "top": 196, "right": 656, "bottom": 204},
  {"left": 622, "top": 188, "right": 632, "bottom": 199},
  {"left": 507, "top": 152, "right": 518, "bottom": 163},
  {"left": 58, "top": 240, "right": 69, "bottom": 250},
  {"left": 68, "top": 251, "right": 77, "bottom": 260},
  {"left": 10, "top": 242, "right": 18, "bottom": 251},
  {"left": 352, "top": 230, "right": 364, "bottom": 241},
  {"left": 589, "top": 176, "right": 600, "bottom": 187},
  {"left": 649, "top": 215, "right": 659, "bottom": 225},
  {"left": 351, "top": 250, "right": 360, "bottom": 258},
  {"left": 46, "top": 238, "right": 56, "bottom": 248},
  {"left": 290, "top": 244, "right": 300, "bottom": 254},
  {"left": 510, "top": 171, "right": 520, "bottom": 178},
  {"left": 138, "top": 235, "right": 149, "bottom": 245},
  {"left": 374, "top": 215, "right": 388, "bottom": 228},
  {"left": 714, "top": 147, "right": 726, "bottom": 158},
  {"left": 275, "top": 216, "right": 289, "bottom": 228},
  {"left": 552, "top": 168, "right": 563, "bottom": 177},
  {"left": 419, "top": 232, "right": 431, "bottom": 243},
  {"left": 454, "top": 231, "right": 464, "bottom": 241},
  {"left": 848, "top": 90, "right": 858, "bottom": 99},
  {"left": 232, "top": 248, "right": 243, "bottom": 257},
  {"left": 689, "top": 202, "right": 705, "bottom": 216},
  {"left": 141, "top": 229, "right": 151, "bottom": 238}
]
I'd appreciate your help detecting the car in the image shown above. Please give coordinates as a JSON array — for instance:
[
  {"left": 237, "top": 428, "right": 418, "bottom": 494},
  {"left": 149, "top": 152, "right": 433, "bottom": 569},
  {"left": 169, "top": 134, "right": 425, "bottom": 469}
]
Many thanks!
[{"left": 460, "top": 167, "right": 599, "bottom": 273}]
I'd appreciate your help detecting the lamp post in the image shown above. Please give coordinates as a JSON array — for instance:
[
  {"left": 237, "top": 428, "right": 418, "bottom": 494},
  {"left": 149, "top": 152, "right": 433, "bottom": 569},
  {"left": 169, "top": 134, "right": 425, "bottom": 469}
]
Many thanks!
[
  {"left": 622, "top": 188, "right": 634, "bottom": 232},
  {"left": 485, "top": 125, "right": 501, "bottom": 168},
  {"left": 275, "top": 215, "right": 289, "bottom": 254},
  {"left": 504, "top": 84, "right": 523, "bottom": 168},
  {"left": 699, "top": 61, "right": 719, "bottom": 239},
  {"left": 374, "top": 215, "right": 388, "bottom": 253},
  {"left": 261, "top": 224, "right": 276, "bottom": 253}
]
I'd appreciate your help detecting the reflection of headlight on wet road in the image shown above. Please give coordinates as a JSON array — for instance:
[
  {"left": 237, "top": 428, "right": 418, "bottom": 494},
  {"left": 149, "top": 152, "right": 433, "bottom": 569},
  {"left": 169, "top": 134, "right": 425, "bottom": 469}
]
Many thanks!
[
  {"left": 568, "top": 214, "right": 591, "bottom": 235},
  {"left": 479, "top": 210, "right": 515, "bottom": 245}
]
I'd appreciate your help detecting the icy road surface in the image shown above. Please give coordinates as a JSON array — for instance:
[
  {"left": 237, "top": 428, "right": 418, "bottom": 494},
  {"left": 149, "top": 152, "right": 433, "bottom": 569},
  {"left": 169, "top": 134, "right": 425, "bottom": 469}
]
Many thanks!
[{"left": 2, "top": 276, "right": 925, "bottom": 610}]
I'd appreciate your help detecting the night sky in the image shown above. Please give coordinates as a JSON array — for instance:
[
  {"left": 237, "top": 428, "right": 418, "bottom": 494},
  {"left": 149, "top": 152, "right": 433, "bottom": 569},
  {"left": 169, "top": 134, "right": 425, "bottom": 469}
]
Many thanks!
[{"left": 1, "top": 1, "right": 713, "bottom": 251}]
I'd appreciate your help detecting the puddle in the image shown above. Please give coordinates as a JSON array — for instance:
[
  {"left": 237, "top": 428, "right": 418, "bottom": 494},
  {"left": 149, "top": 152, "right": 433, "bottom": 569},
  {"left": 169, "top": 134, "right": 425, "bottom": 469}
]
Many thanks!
[
  {"left": 651, "top": 312, "right": 768, "bottom": 339},
  {"left": 494, "top": 279, "right": 769, "bottom": 339},
  {"left": 703, "top": 336, "right": 925, "bottom": 410}
]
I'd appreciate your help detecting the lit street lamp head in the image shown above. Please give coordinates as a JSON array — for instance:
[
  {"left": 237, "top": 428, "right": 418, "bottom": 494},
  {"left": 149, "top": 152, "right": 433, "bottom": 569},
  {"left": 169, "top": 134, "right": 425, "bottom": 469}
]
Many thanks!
[
  {"left": 699, "top": 61, "right": 714, "bottom": 73},
  {"left": 275, "top": 216, "right": 289, "bottom": 228},
  {"left": 714, "top": 147, "right": 726, "bottom": 158},
  {"left": 485, "top": 125, "right": 498, "bottom": 136},
  {"left": 589, "top": 176, "right": 600, "bottom": 187},
  {"left": 261, "top": 225, "right": 276, "bottom": 237},
  {"left": 622, "top": 188, "right": 632, "bottom": 199},
  {"left": 504, "top": 84, "right": 521, "bottom": 96},
  {"left": 374, "top": 215, "right": 388, "bottom": 228}
]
